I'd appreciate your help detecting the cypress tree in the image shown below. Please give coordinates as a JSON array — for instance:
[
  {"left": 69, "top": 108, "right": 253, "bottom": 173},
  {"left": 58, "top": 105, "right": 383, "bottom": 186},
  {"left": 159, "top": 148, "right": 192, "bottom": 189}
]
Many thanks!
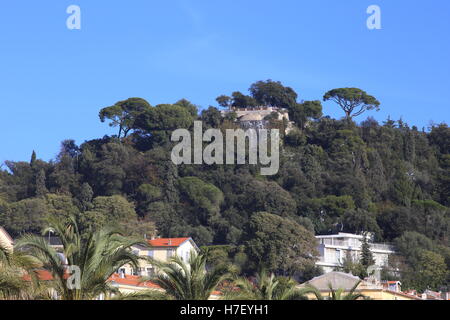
[
  {"left": 78, "top": 182, "right": 94, "bottom": 211},
  {"left": 35, "top": 169, "right": 48, "bottom": 197},
  {"left": 30, "top": 150, "right": 37, "bottom": 166},
  {"left": 360, "top": 233, "right": 375, "bottom": 268}
]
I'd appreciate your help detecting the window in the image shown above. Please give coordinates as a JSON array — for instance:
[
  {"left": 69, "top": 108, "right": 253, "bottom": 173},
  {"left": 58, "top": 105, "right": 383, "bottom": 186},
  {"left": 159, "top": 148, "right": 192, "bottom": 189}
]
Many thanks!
[
  {"left": 139, "top": 267, "right": 146, "bottom": 276},
  {"left": 148, "top": 250, "right": 154, "bottom": 258},
  {"left": 336, "top": 250, "right": 341, "bottom": 263},
  {"left": 167, "top": 249, "right": 174, "bottom": 259}
]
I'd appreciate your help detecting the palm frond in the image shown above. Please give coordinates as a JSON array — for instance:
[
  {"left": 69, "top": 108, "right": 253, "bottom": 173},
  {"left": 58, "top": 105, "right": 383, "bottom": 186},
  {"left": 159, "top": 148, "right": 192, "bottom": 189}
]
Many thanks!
[
  {"left": 110, "top": 290, "right": 170, "bottom": 300},
  {"left": 13, "top": 216, "right": 146, "bottom": 300}
]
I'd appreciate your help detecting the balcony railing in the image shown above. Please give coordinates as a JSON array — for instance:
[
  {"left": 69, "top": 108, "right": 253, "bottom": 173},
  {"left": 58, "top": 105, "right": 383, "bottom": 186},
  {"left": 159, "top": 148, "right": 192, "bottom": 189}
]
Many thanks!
[{"left": 318, "top": 238, "right": 394, "bottom": 252}]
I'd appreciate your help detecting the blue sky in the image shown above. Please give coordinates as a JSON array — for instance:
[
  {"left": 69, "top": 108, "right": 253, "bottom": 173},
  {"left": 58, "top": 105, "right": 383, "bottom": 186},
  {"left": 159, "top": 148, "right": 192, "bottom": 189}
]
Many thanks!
[{"left": 1, "top": 0, "right": 449, "bottom": 163}]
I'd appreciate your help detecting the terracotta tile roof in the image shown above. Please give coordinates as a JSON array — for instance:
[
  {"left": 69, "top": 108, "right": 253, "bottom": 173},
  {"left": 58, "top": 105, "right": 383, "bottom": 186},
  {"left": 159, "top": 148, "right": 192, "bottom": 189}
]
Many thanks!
[
  {"left": 22, "top": 270, "right": 69, "bottom": 281},
  {"left": 22, "top": 270, "right": 160, "bottom": 290},
  {"left": 386, "top": 290, "right": 423, "bottom": 300},
  {"left": 148, "top": 237, "right": 190, "bottom": 247},
  {"left": 109, "top": 274, "right": 161, "bottom": 289}
]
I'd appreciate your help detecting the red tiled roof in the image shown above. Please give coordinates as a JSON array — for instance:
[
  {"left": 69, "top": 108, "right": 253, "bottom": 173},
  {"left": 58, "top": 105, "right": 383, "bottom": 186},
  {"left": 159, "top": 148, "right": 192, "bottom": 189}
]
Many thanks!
[
  {"left": 148, "top": 237, "right": 190, "bottom": 247},
  {"left": 390, "top": 290, "right": 423, "bottom": 300},
  {"left": 23, "top": 270, "right": 160, "bottom": 290},
  {"left": 22, "top": 270, "right": 69, "bottom": 281},
  {"left": 108, "top": 274, "right": 161, "bottom": 289}
]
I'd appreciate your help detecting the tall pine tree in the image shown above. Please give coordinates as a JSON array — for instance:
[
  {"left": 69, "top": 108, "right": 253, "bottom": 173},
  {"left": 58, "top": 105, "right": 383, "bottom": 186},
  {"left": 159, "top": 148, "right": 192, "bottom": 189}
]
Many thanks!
[
  {"left": 360, "top": 233, "right": 375, "bottom": 268},
  {"left": 35, "top": 169, "right": 48, "bottom": 197}
]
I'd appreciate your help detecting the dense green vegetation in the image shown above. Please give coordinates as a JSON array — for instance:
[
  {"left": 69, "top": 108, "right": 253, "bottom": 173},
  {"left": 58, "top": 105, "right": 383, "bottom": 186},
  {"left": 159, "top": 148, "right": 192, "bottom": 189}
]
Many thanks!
[{"left": 0, "top": 80, "right": 448, "bottom": 291}]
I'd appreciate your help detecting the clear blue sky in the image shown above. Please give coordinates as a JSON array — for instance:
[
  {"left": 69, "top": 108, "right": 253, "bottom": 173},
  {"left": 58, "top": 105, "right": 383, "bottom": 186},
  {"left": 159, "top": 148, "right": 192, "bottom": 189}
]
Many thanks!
[{"left": 1, "top": 0, "right": 449, "bottom": 163}]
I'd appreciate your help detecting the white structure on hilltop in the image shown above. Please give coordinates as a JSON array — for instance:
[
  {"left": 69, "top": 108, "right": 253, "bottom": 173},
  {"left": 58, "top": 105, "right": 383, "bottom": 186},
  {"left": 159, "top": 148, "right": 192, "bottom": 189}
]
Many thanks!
[
  {"left": 221, "top": 106, "right": 295, "bottom": 133},
  {"left": 315, "top": 233, "right": 395, "bottom": 273}
]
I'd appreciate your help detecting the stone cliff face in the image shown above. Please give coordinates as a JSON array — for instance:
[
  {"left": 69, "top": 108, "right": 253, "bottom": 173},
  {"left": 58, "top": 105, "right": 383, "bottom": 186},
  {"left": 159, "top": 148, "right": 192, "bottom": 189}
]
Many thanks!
[{"left": 240, "top": 119, "right": 270, "bottom": 130}]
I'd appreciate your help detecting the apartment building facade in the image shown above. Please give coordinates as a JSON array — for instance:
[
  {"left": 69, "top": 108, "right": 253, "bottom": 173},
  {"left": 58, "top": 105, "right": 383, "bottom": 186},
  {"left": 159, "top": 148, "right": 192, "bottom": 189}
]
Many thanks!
[{"left": 315, "top": 233, "right": 395, "bottom": 273}]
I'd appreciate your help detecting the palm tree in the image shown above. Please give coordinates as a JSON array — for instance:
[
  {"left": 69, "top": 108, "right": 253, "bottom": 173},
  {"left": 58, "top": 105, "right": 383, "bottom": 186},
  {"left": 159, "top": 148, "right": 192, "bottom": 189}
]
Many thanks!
[
  {"left": 147, "top": 251, "right": 231, "bottom": 300},
  {"left": 224, "top": 269, "right": 307, "bottom": 300},
  {"left": 110, "top": 290, "right": 169, "bottom": 300},
  {"left": 327, "top": 280, "right": 369, "bottom": 300},
  {"left": 0, "top": 244, "right": 45, "bottom": 300},
  {"left": 301, "top": 280, "right": 369, "bottom": 300},
  {"left": 15, "top": 215, "right": 147, "bottom": 300},
  {"left": 0, "top": 244, "right": 27, "bottom": 299}
]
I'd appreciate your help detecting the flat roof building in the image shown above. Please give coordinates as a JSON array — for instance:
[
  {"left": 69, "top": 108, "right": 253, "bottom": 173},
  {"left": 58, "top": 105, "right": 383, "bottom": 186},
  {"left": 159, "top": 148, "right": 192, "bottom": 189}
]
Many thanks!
[{"left": 315, "top": 233, "right": 395, "bottom": 273}]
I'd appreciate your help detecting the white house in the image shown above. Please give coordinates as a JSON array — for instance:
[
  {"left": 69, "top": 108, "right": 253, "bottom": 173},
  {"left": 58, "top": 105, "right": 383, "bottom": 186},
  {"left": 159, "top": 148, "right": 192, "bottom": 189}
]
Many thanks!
[
  {"left": 121, "top": 237, "right": 199, "bottom": 277},
  {"left": 315, "top": 233, "right": 395, "bottom": 273}
]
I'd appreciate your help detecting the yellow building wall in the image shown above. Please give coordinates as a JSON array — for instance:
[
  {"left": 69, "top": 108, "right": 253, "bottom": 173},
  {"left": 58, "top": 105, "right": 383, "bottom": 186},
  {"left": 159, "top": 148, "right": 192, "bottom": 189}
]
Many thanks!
[
  {"left": 304, "top": 289, "right": 418, "bottom": 300},
  {"left": 121, "top": 246, "right": 180, "bottom": 275}
]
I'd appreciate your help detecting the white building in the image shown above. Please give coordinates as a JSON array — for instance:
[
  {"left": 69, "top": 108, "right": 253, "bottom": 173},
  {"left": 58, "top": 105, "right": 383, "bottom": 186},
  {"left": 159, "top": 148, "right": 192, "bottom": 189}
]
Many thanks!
[
  {"left": 121, "top": 237, "right": 199, "bottom": 277},
  {"left": 221, "top": 106, "right": 295, "bottom": 133},
  {"left": 315, "top": 233, "right": 395, "bottom": 273}
]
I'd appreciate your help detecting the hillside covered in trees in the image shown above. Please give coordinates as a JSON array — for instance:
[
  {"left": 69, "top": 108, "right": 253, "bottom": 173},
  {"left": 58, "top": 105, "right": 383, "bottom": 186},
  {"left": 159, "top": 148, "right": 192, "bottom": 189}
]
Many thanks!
[{"left": 0, "top": 80, "right": 449, "bottom": 291}]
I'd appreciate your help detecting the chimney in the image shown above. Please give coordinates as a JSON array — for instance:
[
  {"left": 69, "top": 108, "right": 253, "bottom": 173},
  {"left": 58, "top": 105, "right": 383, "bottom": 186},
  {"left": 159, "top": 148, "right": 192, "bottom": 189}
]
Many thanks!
[{"left": 168, "top": 239, "right": 172, "bottom": 246}]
